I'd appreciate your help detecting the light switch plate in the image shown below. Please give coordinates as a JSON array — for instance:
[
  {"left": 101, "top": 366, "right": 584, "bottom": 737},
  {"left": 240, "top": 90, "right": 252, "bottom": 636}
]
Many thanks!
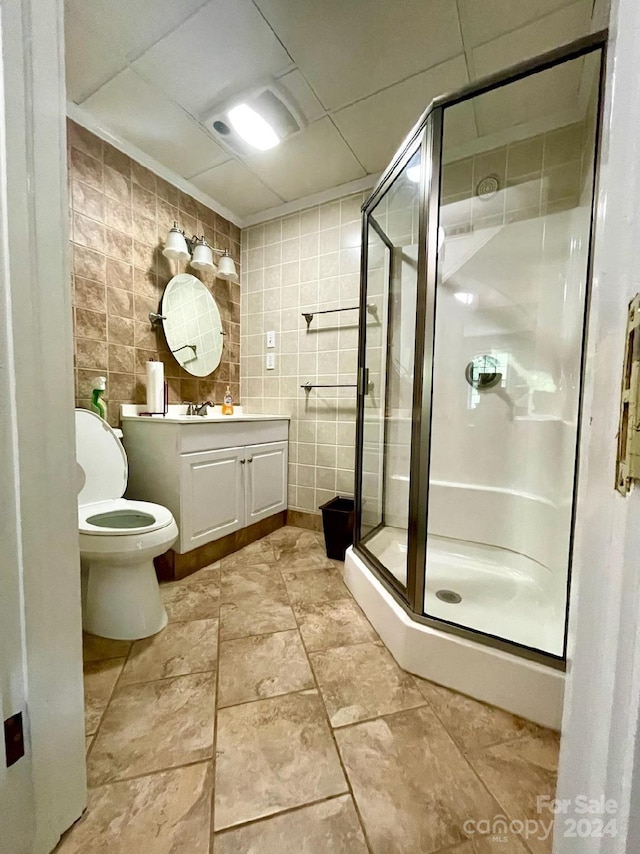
[
  {"left": 266, "top": 330, "right": 276, "bottom": 349},
  {"left": 266, "top": 353, "right": 275, "bottom": 370}
]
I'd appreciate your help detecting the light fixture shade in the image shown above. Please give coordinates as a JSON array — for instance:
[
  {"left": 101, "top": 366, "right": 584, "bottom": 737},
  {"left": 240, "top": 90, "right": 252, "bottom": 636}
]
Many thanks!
[
  {"left": 227, "top": 103, "right": 279, "bottom": 151},
  {"left": 190, "top": 238, "right": 216, "bottom": 272},
  {"left": 217, "top": 250, "right": 237, "bottom": 281},
  {"left": 162, "top": 225, "right": 190, "bottom": 262}
]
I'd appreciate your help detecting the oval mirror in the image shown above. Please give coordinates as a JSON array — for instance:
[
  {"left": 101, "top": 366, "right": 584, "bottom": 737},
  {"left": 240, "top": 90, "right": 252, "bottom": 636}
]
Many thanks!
[{"left": 161, "top": 273, "right": 223, "bottom": 376}]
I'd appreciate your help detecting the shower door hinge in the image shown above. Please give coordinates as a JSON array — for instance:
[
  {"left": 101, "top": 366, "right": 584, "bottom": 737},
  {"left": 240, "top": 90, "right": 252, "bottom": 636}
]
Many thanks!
[{"left": 616, "top": 294, "right": 640, "bottom": 494}]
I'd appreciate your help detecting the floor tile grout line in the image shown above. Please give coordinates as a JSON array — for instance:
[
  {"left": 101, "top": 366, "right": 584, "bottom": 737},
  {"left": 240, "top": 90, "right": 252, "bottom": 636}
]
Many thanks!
[
  {"left": 327, "top": 697, "right": 430, "bottom": 732},
  {"left": 118, "top": 661, "right": 219, "bottom": 689},
  {"left": 82, "top": 653, "right": 128, "bottom": 739},
  {"left": 465, "top": 736, "right": 553, "bottom": 854},
  {"left": 419, "top": 684, "right": 559, "bottom": 852},
  {"left": 84, "top": 597, "right": 220, "bottom": 782},
  {"left": 466, "top": 727, "right": 560, "bottom": 761},
  {"left": 208, "top": 584, "right": 222, "bottom": 854},
  {"left": 83, "top": 756, "right": 214, "bottom": 792},
  {"left": 411, "top": 677, "right": 526, "bottom": 757},
  {"left": 424, "top": 696, "right": 541, "bottom": 854},
  {"left": 83, "top": 645, "right": 133, "bottom": 763},
  {"left": 411, "top": 675, "right": 560, "bottom": 758},
  {"left": 216, "top": 682, "right": 322, "bottom": 713},
  {"left": 276, "top": 541, "right": 376, "bottom": 854},
  {"left": 213, "top": 791, "right": 355, "bottom": 837}
]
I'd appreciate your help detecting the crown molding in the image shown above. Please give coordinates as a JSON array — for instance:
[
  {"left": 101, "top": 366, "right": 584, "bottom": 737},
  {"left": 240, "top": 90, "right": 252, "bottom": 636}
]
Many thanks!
[
  {"left": 67, "top": 103, "right": 380, "bottom": 230},
  {"left": 241, "top": 173, "right": 379, "bottom": 227},
  {"left": 66, "top": 101, "right": 243, "bottom": 227}
]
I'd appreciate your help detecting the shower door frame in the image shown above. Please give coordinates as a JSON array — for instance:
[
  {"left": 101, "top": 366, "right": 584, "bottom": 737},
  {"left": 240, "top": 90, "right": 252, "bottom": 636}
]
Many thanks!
[
  {"left": 355, "top": 131, "right": 426, "bottom": 604},
  {"left": 353, "top": 30, "right": 608, "bottom": 667}
]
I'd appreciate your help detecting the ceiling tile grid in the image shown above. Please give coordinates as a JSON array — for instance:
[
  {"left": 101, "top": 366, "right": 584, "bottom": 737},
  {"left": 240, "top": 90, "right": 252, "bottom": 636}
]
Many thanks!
[
  {"left": 131, "top": 0, "right": 293, "bottom": 117},
  {"left": 81, "top": 68, "right": 231, "bottom": 177},
  {"left": 65, "top": 0, "right": 602, "bottom": 221}
]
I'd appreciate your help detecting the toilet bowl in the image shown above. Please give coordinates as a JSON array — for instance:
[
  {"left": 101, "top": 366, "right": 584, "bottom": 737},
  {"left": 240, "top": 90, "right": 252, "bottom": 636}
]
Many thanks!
[{"left": 75, "top": 409, "right": 178, "bottom": 640}]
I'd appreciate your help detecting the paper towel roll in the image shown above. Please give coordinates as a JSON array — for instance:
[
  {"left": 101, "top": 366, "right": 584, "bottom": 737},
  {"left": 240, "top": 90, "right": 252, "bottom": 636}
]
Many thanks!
[{"left": 146, "top": 360, "right": 165, "bottom": 413}]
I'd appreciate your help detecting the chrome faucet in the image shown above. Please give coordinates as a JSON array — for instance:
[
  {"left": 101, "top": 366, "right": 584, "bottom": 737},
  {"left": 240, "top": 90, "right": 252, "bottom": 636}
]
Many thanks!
[
  {"left": 194, "top": 401, "right": 214, "bottom": 416},
  {"left": 182, "top": 401, "right": 197, "bottom": 415}
]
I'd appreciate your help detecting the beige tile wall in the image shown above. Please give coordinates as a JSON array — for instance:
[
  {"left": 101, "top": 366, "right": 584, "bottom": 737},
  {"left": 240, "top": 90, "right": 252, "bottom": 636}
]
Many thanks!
[
  {"left": 68, "top": 119, "right": 241, "bottom": 426},
  {"left": 441, "top": 121, "right": 586, "bottom": 231},
  {"left": 241, "top": 192, "right": 368, "bottom": 516}
]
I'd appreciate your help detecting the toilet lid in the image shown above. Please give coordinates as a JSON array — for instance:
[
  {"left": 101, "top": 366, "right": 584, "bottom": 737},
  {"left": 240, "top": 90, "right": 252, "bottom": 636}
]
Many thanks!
[{"left": 75, "top": 409, "right": 127, "bottom": 505}]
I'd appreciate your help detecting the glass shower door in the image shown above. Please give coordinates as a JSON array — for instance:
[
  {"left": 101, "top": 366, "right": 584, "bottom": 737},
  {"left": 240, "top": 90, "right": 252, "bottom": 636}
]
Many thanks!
[
  {"left": 422, "top": 50, "right": 602, "bottom": 657},
  {"left": 356, "top": 141, "right": 423, "bottom": 597}
]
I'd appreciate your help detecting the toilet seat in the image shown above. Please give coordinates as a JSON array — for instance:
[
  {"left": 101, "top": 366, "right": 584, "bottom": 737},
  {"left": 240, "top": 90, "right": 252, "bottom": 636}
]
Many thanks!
[
  {"left": 76, "top": 409, "right": 173, "bottom": 537},
  {"left": 79, "top": 498, "right": 174, "bottom": 536}
]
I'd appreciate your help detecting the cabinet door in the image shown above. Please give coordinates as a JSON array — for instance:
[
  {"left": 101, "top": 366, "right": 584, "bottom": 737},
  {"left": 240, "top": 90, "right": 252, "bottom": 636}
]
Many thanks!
[
  {"left": 179, "top": 446, "right": 245, "bottom": 551},
  {"left": 245, "top": 441, "right": 288, "bottom": 525}
]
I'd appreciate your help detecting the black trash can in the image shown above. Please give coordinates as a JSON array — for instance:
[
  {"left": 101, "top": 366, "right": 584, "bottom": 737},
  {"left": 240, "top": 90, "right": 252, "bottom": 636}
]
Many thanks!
[{"left": 320, "top": 496, "right": 355, "bottom": 561}]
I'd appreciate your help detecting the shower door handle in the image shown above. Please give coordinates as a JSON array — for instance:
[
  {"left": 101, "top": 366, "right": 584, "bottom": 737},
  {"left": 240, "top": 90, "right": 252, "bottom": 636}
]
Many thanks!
[{"left": 358, "top": 367, "right": 370, "bottom": 396}]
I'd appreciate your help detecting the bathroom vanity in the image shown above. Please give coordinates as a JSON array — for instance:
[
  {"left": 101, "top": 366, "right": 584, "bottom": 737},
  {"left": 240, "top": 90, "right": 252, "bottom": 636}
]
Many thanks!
[{"left": 120, "top": 406, "right": 289, "bottom": 576}]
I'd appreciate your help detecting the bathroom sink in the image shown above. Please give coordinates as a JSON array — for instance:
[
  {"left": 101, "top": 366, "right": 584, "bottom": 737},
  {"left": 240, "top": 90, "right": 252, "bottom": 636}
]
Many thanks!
[
  {"left": 119, "top": 404, "right": 289, "bottom": 423},
  {"left": 167, "top": 413, "right": 286, "bottom": 422}
]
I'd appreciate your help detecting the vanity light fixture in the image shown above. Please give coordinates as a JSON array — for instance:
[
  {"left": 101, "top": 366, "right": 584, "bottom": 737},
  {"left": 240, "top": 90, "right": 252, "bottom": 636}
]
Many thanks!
[
  {"left": 216, "top": 249, "right": 237, "bottom": 280},
  {"left": 190, "top": 237, "right": 215, "bottom": 272},
  {"left": 162, "top": 222, "right": 238, "bottom": 280}
]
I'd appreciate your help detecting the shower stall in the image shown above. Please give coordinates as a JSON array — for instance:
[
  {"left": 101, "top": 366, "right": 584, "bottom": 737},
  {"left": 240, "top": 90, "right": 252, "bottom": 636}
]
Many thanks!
[{"left": 345, "top": 33, "right": 606, "bottom": 728}]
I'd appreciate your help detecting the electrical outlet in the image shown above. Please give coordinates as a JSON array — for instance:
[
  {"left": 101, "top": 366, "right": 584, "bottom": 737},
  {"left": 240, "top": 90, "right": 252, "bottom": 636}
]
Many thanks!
[
  {"left": 266, "top": 353, "right": 275, "bottom": 370},
  {"left": 266, "top": 330, "right": 276, "bottom": 349},
  {"left": 4, "top": 712, "right": 24, "bottom": 767}
]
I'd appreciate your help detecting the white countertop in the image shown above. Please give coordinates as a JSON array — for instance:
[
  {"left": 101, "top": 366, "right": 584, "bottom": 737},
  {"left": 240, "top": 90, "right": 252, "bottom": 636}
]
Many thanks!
[{"left": 120, "top": 404, "right": 289, "bottom": 424}]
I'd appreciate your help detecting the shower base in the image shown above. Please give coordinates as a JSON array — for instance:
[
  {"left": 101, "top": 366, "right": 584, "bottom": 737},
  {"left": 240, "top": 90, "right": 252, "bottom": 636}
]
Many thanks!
[
  {"left": 344, "top": 541, "right": 564, "bottom": 728},
  {"left": 365, "top": 526, "right": 565, "bottom": 656}
]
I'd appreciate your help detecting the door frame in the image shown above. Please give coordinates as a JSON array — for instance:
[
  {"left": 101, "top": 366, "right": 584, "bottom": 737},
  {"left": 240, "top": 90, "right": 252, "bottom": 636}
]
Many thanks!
[{"left": 0, "top": 0, "right": 86, "bottom": 850}]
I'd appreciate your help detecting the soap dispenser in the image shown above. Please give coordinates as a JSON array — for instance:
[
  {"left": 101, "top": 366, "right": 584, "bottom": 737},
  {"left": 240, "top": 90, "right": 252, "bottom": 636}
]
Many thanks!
[
  {"left": 221, "top": 385, "right": 234, "bottom": 416},
  {"left": 90, "top": 376, "right": 107, "bottom": 420}
]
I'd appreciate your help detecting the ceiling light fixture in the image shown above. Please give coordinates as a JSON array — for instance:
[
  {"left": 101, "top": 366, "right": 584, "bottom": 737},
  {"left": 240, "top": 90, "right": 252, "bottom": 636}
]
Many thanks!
[
  {"left": 227, "top": 103, "right": 279, "bottom": 151},
  {"left": 205, "top": 84, "right": 304, "bottom": 155},
  {"left": 162, "top": 223, "right": 238, "bottom": 281},
  {"left": 407, "top": 164, "right": 421, "bottom": 183}
]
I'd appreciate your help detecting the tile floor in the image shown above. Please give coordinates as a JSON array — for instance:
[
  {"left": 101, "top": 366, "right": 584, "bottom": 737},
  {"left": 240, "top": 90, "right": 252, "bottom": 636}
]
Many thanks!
[{"left": 57, "top": 526, "right": 559, "bottom": 854}]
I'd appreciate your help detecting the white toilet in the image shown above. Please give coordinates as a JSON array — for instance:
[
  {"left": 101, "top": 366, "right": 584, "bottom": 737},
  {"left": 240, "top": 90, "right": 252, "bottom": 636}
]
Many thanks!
[{"left": 75, "top": 408, "right": 178, "bottom": 640}]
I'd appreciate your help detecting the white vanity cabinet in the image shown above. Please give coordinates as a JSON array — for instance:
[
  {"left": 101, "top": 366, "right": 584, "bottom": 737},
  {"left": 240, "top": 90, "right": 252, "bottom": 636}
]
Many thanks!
[{"left": 121, "top": 414, "right": 288, "bottom": 554}]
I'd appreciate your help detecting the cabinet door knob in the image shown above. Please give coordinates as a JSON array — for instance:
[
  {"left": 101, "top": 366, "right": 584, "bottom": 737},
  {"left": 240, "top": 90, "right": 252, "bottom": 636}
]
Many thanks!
[
  {"left": 247, "top": 458, "right": 253, "bottom": 463},
  {"left": 240, "top": 459, "right": 246, "bottom": 464}
]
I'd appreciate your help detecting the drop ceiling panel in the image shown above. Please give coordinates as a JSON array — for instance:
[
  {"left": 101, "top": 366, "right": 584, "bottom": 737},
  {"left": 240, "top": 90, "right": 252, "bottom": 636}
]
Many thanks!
[
  {"left": 333, "top": 56, "right": 471, "bottom": 174},
  {"left": 83, "top": 69, "right": 230, "bottom": 177},
  {"left": 457, "top": 0, "right": 578, "bottom": 49},
  {"left": 470, "top": 0, "right": 593, "bottom": 79},
  {"left": 278, "top": 70, "right": 326, "bottom": 123},
  {"left": 473, "top": 60, "right": 584, "bottom": 137},
  {"left": 65, "top": 0, "right": 208, "bottom": 103},
  {"left": 254, "top": 0, "right": 464, "bottom": 111},
  {"left": 132, "top": 0, "right": 292, "bottom": 118},
  {"left": 244, "top": 117, "right": 366, "bottom": 201},
  {"left": 191, "top": 160, "right": 283, "bottom": 217}
]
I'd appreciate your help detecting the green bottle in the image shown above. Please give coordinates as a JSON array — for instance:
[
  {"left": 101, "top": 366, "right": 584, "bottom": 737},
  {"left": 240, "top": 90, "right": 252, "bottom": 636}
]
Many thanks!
[{"left": 90, "top": 376, "right": 107, "bottom": 420}]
